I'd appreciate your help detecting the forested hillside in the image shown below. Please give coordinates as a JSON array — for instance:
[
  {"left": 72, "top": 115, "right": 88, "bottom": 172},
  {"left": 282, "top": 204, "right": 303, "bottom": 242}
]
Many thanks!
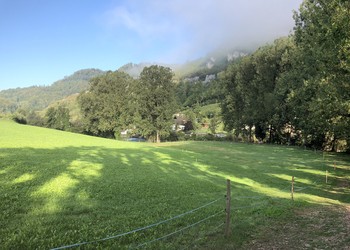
[
  {"left": 0, "top": 69, "right": 104, "bottom": 112},
  {"left": 175, "top": 49, "right": 248, "bottom": 107}
]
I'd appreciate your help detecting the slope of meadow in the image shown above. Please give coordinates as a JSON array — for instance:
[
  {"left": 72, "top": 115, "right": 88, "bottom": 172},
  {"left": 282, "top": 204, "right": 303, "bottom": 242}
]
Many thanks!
[{"left": 0, "top": 119, "right": 349, "bottom": 249}]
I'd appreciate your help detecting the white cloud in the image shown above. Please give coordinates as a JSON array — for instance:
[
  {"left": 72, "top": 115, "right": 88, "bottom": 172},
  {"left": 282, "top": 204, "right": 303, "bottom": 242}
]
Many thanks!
[
  {"left": 103, "top": 3, "right": 173, "bottom": 39},
  {"left": 101, "top": 0, "right": 303, "bottom": 63}
]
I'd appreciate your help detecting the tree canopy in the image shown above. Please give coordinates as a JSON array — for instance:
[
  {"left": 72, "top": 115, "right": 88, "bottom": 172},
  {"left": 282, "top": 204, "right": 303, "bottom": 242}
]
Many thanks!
[
  {"left": 78, "top": 71, "right": 135, "bottom": 138},
  {"left": 220, "top": 0, "right": 350, "bottom": 151},
  {"left": 133, "top": 65, "right": 177, "bottom": 142},
  {"left": 78, "top": 66, "right": 176, "bottom": 142}
]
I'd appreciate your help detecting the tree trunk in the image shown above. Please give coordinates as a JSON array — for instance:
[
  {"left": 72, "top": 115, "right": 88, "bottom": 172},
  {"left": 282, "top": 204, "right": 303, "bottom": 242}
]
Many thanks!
[
  {"left": 156, "top": 130, "right": 160, "bottom": 143},
  {"left": 331, "top": 136, "right": 337, "bottom": 152},
  {"left": 249, "top": 125, "right": 252, "bottom": 143}
]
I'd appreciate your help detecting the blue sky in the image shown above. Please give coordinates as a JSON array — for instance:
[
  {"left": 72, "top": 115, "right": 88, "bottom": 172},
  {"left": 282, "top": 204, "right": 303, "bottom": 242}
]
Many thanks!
[{"left": 0, "top": 0, "right": 303, "bottom": 90}]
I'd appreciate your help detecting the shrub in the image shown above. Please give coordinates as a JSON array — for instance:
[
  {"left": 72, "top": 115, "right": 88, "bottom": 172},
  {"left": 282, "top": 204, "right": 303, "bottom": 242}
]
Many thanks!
[{"left": 12, "top": 113, "right": 27, "bottom": 124}]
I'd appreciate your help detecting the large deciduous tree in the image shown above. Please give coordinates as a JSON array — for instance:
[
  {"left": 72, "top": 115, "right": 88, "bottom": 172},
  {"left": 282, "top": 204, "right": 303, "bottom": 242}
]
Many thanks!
[
  {"left": 78, "top": 71, "right": 135, "bottom": 138},
  {"left": 292, "top": 0, "right": 350, "bottom": 150},
  {"left": 134, "top": 65, "right": 177, "bottom": 143},
  {"left": 221, "top": 38, "right": 293, "bottom": 142}
]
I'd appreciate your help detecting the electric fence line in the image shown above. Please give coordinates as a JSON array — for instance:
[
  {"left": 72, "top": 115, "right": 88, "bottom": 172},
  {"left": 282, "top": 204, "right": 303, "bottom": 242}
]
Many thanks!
[{"left": 51, "top": 197, "right": 223, "bottom": 250}]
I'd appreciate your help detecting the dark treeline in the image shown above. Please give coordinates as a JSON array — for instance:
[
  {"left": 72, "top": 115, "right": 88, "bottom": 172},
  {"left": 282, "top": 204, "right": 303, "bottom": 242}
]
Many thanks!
[{"left": 221, "top": 0, "right": 350, "bottom": 151}]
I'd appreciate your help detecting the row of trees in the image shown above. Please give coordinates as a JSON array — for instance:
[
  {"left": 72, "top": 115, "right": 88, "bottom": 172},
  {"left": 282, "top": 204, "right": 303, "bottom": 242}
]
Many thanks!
[
  {"left": 11, "top": 106, "right": 72, "bottom": 131},
  {"left": 78, "top": 65, "right": 176, "bottom": 143},
  {"left": 221, "top": 0, "right": 350, "bottom": 151}
]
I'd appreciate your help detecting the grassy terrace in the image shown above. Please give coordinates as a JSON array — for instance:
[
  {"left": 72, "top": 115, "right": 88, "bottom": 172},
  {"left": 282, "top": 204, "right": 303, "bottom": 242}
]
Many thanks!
[{"left": 0, "top": 119, "right": 349, "bottom": 249}]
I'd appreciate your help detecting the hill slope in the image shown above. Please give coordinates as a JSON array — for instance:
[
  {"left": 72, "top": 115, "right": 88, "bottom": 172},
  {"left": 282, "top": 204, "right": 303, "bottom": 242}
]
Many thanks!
[
  {"left": 0, "top": 69, "right": 104, "bottom": 112},
  {"left": 175, "top": 49, "right": 248, "bottom": 80}
]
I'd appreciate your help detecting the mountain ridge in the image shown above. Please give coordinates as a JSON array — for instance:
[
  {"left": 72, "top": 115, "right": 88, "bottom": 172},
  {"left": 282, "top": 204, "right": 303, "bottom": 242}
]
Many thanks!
[
  {"left": 0, "top": 68, "right": 105, "bottom": 112},
  {"left": 0, "top": 49, "right": 249, "bottom": 113}
]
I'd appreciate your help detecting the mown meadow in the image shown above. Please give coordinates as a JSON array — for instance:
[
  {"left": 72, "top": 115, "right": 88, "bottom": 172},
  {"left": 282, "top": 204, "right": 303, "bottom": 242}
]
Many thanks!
[{"left": 1, "top": 119, "right": 349, "bottom": 249}]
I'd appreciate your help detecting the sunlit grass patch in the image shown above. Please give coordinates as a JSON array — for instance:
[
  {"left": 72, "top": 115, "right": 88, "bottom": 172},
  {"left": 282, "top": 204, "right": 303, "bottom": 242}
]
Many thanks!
[
  {"left": 12, "top": 173, "right": 36, "bottom": 184},
  {"left": 0, "top": 119, "right": 349, "bottom": 249}
]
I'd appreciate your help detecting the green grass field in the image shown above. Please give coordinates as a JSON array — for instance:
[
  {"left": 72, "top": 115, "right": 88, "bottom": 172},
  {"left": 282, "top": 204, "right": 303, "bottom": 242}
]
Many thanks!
[{"left": 1, "top": 119, "right": 349, "bottom": 249}]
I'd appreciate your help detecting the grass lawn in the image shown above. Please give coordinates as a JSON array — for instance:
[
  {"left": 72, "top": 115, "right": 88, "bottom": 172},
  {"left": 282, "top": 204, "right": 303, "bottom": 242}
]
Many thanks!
[{"left": 0, "top": 119, "right": 349, "bottom": 249}]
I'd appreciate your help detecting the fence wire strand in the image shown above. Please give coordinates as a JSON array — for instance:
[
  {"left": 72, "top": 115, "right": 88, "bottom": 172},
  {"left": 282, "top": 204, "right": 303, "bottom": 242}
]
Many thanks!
[
  {"left": 183, "top": 221, "right": 225, "bottom": 250},
  {"left": 50, "top": 197, "right": 223, "bottom": 250},
  {"left": 51, "top": 175, "right": 327, "bottom": 250},
  {"left": 294, "top": 186, "right": 309, "bottom": 192},
  {"left": 133, "top": 210, "right": 224, "bottom": 249}
]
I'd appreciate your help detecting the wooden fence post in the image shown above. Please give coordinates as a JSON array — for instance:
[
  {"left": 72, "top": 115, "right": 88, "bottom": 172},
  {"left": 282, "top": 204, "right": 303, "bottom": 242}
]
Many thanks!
[
  {"left": 326, "top": 170, "right": 328, "bottom": 184},
  {"left": 291, "top": 176, "right": 294, "bottom": 201},
  {"left": 225, "top": 179, "right": 231, "bottom": 237}
]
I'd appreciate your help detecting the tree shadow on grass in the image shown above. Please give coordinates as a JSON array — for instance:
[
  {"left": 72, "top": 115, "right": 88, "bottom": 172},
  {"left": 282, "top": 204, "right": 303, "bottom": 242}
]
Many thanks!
[
  {"left": 0, "top": 145, "right": 231, "bottom": 249},
  {"left": 0, "top": 142, "right": 349, "bottom": 249}
]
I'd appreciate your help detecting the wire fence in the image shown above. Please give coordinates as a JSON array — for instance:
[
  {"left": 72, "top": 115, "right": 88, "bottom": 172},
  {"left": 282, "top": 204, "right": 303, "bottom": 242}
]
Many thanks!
[
  {"left": 51, "top": 197, "right": 225, "bottom": 250},
  {"left": 132, "top": 210, "right": 224, "bottom": 249},
  {"left": 51, "top": 168, "right": 335, "bottom": 250}
]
